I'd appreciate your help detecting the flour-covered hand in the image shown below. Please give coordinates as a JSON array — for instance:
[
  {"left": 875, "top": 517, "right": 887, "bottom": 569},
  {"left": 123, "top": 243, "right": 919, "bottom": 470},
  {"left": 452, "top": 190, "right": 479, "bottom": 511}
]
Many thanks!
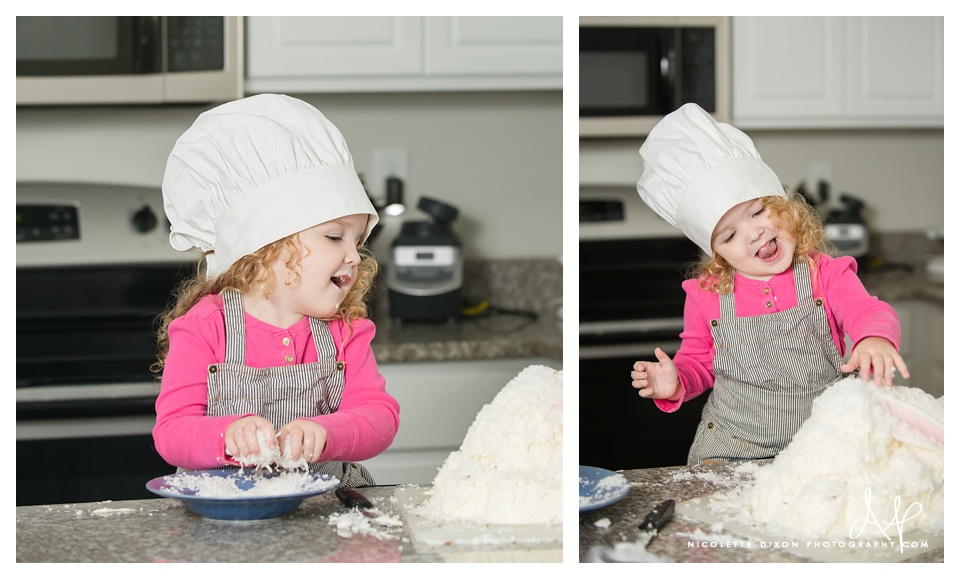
[
  {"left": 225, "top": 415, "right": 277, "bottom": 461},
  {"left": 841, "top": 336, "right": 910, "bottom": 387},
  {"left": 278, "top": 419, "right": 328, "bottom": 463}
]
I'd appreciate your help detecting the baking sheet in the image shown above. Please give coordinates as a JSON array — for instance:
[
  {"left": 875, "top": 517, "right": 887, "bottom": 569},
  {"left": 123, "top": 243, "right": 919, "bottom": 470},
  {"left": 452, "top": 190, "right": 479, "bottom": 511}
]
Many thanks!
[
  {"left": 394, "top": 487, "right": 562, "bottom": 562},
  {"left": 677, "top": 495, "right": 943, "bottom": 563}
]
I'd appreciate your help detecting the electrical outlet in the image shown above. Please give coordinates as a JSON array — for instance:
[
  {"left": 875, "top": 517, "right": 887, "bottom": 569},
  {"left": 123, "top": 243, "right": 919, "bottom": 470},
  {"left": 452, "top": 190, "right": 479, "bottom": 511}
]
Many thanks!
[
  {"left": 807, "top": 162, "right": 832, "bottom": 190},
  {"left": 372, "top": 148, "right": 408, "bottom": 199}
]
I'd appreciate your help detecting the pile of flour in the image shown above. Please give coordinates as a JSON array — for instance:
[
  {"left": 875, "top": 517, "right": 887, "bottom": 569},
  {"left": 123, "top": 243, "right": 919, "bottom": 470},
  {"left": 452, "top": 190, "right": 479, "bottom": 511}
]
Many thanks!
[
  {"left": 417, "top": 365, "right": 563, "bottom": 525},
  {"left": 712, "top": 377, "right": 943, "bottom": 540}
]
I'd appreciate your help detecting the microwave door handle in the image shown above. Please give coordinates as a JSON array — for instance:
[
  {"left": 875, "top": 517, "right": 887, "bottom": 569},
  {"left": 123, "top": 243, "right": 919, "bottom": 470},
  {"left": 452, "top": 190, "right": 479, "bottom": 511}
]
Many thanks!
[
  {"left": 666, "top": 30, "right": 680, "bottom": 108},
  {"left": 132, "top": 16, "right": 162, "bottom": 73}
]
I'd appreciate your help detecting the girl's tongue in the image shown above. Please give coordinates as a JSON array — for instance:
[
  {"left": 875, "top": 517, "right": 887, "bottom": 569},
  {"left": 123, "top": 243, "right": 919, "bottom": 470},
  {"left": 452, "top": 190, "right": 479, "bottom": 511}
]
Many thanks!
[{"left": 757, "top": 238, "right": 779, "bottom": 260}]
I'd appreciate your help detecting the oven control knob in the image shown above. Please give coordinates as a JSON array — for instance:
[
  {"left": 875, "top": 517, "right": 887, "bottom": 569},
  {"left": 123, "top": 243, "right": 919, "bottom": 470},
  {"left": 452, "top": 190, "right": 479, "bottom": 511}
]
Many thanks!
[{"left": 132, "top": 204, "right": 158, "bottom": 233}]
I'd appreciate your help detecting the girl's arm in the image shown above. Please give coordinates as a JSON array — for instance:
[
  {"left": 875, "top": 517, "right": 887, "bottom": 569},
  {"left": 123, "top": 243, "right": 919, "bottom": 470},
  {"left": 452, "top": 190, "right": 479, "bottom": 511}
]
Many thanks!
[
  {"left": 654, "top": 279, "right": 717, "bottom": 413},
  {"left": 153, "top": 303, "right": 251, "bottom": 470},
  {"left": 310, "top": 318, "right": 400, "bottom": 462},
  {"left": 820, "top": 256, "right": 901, "bottom": 352}
]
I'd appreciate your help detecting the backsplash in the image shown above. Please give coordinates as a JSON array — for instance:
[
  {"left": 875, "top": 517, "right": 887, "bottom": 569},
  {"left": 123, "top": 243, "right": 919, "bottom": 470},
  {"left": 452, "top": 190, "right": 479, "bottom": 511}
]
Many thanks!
[
  {"left": 867, "top": 231, "right": 944, "bottom": 270},
  {"left": 463, "top": 258, "right": 562, "bottom": 317}
]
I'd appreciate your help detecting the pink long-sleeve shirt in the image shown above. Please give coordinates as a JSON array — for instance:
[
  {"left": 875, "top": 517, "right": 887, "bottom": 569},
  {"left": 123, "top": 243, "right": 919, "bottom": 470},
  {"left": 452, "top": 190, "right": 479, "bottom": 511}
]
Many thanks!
[
  {"left": 655, "top": 254, "right": 901, "bottom": 413},
  {"left": 153, "top": 294, "right": 400, "bottom": 470}
]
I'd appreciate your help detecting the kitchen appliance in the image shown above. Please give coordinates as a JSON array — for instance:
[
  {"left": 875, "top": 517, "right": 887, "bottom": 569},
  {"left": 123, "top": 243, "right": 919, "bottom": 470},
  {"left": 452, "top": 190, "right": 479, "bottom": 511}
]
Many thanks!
[
  {"left": 16, "top": 16, "right": 243, "bottom": 106},
  {"left": 17, "top": 182, "right": 199, "bottom": 506},
  {"left": 579, "top": 16, "right": 730, "bottom": 138},
  {"left": 387, "top": 197, "right": 463, "bottom": 324},
  {"left": 824, "top": 194, "right": 870, "bottom": 260},
  {"left": 580, "top": 186, "right": 708, "bottom": 470},
  {"left": 797, "top": 180, "right": 871, "bottom": 260}
]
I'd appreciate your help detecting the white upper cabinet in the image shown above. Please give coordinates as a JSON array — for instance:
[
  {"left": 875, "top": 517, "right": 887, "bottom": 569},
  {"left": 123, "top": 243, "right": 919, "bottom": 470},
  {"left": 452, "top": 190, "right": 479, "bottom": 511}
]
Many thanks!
[
  {"left": 245, "top": 16, "right": 562, "bottom": 93},
  {"left": 732, "top": 17, "right": 943, "bottom": 128}
]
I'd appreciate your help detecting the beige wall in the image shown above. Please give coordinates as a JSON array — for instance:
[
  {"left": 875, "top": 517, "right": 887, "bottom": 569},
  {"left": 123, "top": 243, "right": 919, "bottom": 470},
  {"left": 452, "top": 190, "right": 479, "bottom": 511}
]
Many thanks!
[
  {"left": 580, "top": 128, "right": 944, "bottom": 234},
  {"left": 16, "top": 91, "right": 563, "bottom": 260}
]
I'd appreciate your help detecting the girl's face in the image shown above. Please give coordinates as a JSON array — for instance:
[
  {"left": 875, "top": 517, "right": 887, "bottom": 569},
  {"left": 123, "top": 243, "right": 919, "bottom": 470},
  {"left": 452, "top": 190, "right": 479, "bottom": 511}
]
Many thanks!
[
  {"left": 272, "top": 213, "right": 368, "bottom": 320},
  {"left": 711, "top": 198, "right": 796, "bottom": 281}
]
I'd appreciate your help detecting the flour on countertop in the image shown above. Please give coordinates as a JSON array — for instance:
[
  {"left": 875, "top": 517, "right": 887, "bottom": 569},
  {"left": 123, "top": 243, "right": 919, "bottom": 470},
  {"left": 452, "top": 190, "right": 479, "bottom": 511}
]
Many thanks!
[
  {"left": 90, "top": 507, "right": 138, "bottom": 517},
  {"left": 327, "top": 509, "right": 403, "bottom": 540},
  {"left": 706, "top": 377, "right": 944, "bottom": 541}
]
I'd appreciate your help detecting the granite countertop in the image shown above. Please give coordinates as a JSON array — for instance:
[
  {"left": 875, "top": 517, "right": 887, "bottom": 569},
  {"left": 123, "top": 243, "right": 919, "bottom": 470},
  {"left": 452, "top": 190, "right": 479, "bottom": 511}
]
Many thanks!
[
  {"left": 369, "top": 312, "right": 562, "bottom": 364},
  {"left": 579, "top": 463, "right": 944, "bottom": 563},
  {"left": 858, "top": 268, "right": 943, "bottom": 305},
  {"left": 16, "top": 484, "right": 561, "bottom": 563}
]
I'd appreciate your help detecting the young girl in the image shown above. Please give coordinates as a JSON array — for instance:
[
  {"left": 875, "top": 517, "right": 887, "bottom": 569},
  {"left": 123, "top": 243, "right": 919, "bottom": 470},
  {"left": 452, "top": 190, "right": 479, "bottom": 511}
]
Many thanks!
[
  {"left": 152, "top": 94, "right": 400, "bottom": 487},
  {"left": 631, "top": 103, "right": 909, "bottom": 465}
]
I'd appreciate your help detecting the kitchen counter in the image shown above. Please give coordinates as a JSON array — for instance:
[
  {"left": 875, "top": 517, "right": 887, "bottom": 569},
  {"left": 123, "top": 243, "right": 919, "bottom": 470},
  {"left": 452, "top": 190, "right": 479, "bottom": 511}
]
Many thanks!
[
  {"left": 859, "top": 267, "right": 943, "bottom": 305},
  {"left": 17, "top": 484, "right": 561, "bottom": 563},
  {"left": 579, "top": 463, "right": 944, "bottom": 563},
  {"left": 369, "top": 312, "right": 562, "bottom": 364}
]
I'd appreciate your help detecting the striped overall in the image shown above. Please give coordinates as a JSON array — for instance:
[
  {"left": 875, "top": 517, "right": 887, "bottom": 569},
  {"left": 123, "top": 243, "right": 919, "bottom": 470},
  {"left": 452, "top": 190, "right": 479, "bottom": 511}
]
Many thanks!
[
  {"left": 204, "top": 289, "right": 375, "bottom": 487},
  {"left": 687, "top": 259, "right": 843, "bottom": 465}
]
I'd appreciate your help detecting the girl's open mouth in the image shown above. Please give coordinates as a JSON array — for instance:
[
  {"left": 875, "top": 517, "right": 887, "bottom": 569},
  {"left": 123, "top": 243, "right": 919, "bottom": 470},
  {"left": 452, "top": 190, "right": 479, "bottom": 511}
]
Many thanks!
[
  {"left": 756, "top": 237, "right": 780, "bottom": 261},
  {"left": 331, "top": 275, "right": 350, "bottom": 288}
]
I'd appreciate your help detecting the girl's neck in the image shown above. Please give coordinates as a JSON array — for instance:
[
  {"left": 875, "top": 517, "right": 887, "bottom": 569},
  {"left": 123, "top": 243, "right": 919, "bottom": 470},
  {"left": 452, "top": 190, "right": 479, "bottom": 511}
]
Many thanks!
[{"left": 241, "top": 288, "right": 305, "bottom": 329}]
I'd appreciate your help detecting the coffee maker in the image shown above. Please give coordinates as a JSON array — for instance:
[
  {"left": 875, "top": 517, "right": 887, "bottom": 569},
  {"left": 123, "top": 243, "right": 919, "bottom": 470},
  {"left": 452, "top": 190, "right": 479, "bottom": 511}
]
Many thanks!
[{"left": 386, "top": 196, "right": 463, "bottom": 324}]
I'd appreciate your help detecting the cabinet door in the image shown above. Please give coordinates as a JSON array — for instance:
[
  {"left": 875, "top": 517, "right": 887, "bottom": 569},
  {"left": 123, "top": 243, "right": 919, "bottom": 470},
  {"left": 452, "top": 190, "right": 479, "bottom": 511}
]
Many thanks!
[
  {"left": 733, "top": 16, "right": 943, "bottom": 128},
  {"left": 846, "top": 17, "right": 944, "bottom": 121},
  {"left": 424, "top": 16, "right": 562, "bottom": 76},
  {"left": 732, "top": 17, "right": 845, "bottom": 123},
  {"left": 246, "top": 16, "right": 422, "bottom": 78}
]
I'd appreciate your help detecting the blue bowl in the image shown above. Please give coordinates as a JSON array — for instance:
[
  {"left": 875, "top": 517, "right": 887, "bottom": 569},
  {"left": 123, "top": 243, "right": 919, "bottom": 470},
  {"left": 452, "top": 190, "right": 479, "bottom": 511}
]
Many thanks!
[{"left": 146, "top": 469, "right": 339, "bottom": 521}]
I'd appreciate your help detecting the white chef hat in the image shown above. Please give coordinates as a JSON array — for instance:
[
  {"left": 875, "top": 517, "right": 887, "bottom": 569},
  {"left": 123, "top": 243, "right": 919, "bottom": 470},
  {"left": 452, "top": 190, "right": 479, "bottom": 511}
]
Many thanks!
[
  {"left": 162, "top": 93, "right": 379, "bottom": 276},
  {"left": 636, "top": 103, "right": 785, "bottom": 255}
]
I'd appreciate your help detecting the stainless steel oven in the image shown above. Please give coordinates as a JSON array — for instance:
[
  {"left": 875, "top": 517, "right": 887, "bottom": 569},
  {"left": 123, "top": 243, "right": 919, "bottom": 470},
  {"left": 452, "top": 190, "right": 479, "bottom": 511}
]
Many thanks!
[
  {"left": 579, "top": 186, "right": 708, "bottom": 470},
  {"left": 16, "top": 182, "right": 199, "bottom": 506}
]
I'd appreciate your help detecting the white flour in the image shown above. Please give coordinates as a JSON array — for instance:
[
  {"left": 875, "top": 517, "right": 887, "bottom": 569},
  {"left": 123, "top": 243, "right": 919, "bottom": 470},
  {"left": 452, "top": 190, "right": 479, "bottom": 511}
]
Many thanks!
[
  {"left": 229, "top": 430, "right": 307, "bottom": 471},
  {"left": 579, "top": 472, "right": 628, "bottom": 509},
  {"left": 163, "top": 470, "right": 333, "bottom": 498},
  {"left": 417, "top": 365, "right": 563, "bottom": 525},
  {"left": 711, "top": 377, "right": 944, "bottom": 540}
]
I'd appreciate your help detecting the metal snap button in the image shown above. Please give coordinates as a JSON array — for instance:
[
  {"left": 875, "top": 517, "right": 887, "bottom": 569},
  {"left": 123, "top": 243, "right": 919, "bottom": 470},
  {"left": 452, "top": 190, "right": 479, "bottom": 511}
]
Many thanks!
[
  {"left": 764, "top": 287, "right": 770, "bottom": 294},
  {"left": 707, "top": 422, "right": 714, "bottom": 429},
  {"left": 336, "top": 361, "right": 345, "bottom": 371},
  {"left": 765, "top": 301, "right": 772, "bottom": 308},
  {"left": 208, "top": 365, "right": 217, "bottom": 374},
  {"left": 815, "top": 298, "right": 823, "bottom": 306},
  {"left": 711, "top": 319, "right": 718, "bottom": 327}
]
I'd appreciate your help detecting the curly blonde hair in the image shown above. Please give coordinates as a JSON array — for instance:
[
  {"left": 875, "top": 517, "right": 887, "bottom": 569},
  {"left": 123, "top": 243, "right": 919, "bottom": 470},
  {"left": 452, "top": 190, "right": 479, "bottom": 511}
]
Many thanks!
[
  {"left": 152, "top": 233, "right": 379, "bottom": 375},
  {"left": 690, "top": 190, "right": 835, "bottom": 294}
]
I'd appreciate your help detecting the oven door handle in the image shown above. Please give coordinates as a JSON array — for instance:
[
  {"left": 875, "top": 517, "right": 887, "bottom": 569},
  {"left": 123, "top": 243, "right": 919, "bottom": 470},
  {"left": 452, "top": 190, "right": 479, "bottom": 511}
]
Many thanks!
[{"left": 579, "top": 340, "right": 682, "bottom": 360}]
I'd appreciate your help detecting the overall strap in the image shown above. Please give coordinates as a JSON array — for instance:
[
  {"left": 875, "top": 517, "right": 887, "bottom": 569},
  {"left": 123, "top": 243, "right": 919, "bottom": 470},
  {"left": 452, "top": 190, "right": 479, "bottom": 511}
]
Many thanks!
[
  {"left": 718, "top": 288, "right": 736, "bottom": 319},
  {"left": 220, "top": 290, "right": 246, "bottom": 365},
  {"left": 792, "top": 257, "right": 814, "bottom": 300}
]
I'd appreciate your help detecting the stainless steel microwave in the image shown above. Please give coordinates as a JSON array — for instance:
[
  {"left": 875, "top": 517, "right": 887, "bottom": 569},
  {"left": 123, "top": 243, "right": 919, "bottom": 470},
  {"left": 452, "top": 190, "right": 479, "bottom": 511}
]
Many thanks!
[
  {"left": 17, "top": 16, "right": 244, "bottom": 106},
  {"left": 579, "top": 16, "right": 730, "bottom": 138}
]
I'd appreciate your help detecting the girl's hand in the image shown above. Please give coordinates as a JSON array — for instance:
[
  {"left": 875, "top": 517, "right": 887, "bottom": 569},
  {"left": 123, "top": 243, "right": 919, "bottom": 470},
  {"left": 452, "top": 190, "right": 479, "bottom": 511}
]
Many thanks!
[
  {"left": 631, "top": 347, "right": 681, "bottom": 401},
  {"left": 278, "top": 420, "right": 328, "bottom": 463},
  {"left": 841, "top": 336, "right": 911, "bottom": 387},
  {"left": 224, "top": 415, "right": 277, "bottom": 460}
]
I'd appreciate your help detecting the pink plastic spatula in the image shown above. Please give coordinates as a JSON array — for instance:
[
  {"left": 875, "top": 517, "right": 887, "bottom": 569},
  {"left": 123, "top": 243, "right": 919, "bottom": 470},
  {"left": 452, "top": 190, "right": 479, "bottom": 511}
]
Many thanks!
[{"left": 875, "top": 390, "right": 944, "bottom": 452}]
